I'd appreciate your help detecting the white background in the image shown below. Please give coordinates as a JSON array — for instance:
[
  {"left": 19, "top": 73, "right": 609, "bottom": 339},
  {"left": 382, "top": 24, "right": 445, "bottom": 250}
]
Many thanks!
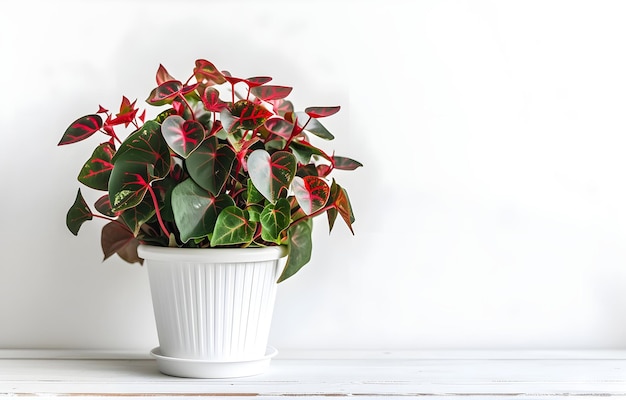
[{"left": 2, "top": 0, "right": 626, "bottom": 351}]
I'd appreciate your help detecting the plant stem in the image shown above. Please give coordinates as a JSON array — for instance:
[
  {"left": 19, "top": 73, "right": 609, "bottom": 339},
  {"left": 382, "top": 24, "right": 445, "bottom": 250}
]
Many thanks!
[
  {"left": 91, "top": 214, "right": 133, "bottom": 234},
  {"left": 284, "top": 116, "right": 310, "bottom": 149},
  {"left": 178, "top": 96, "right": 196, "bottom": 120},
  {"left": 146, "top": 185, "right": 171, "bottom": 238},
  {"left": 291, "top": 204, "right": 335, "bottom": 227}
]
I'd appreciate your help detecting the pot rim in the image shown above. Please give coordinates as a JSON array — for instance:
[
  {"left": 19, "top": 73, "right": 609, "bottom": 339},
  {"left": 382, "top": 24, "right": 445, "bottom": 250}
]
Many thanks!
[{"left": 137, "top": 244, "right": 288, "bottom": 263}]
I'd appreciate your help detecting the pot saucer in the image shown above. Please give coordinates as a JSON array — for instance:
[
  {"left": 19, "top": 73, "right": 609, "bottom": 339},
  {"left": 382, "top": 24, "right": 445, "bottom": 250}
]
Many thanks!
[{"left": 150, "top": 346, "right": 278, "bottom": 379}]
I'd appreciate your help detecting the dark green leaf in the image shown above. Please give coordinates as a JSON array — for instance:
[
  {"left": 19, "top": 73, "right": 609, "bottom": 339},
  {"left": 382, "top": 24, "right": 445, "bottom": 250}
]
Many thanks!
[
  {"left": 277, "top": 220, "right": 313, "bottom": 283},
  {"left": 58, "top": 114, "right": 103, "bottom": 145},
  {"left": 66, "top": 188, "right": 92, "bottom": 235},
  {"left": 171, "top": 178, "right": 235, "bottom": 243},
  {"left": 77, "top": 142, "right": 115, "bottom": 191},
  {"left": 186, "top": 136, "right": 236, "bottom": 195}
]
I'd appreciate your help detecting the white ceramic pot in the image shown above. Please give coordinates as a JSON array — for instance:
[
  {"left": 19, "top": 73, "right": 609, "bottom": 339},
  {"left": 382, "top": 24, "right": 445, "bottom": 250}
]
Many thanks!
[{"left": 138, "top": 245, "right": 287, "bottom": 378}]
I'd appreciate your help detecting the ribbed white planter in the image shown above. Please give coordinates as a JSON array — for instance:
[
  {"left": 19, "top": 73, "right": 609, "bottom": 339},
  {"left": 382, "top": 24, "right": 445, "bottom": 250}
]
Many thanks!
[{"left": 138, "top": 245, "right": 287, "bottom": 378}]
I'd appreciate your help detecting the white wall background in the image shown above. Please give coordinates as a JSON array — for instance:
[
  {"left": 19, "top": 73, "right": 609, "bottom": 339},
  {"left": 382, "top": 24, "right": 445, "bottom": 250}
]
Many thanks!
[{"left": 2, "top": 0, "right": 626, "bottom": 351}]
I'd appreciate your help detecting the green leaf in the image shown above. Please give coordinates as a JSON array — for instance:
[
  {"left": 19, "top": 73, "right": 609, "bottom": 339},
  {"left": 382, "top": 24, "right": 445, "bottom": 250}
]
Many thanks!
[
  {"left": 186, "top": 136, "right": 236, "bottom": 195},
  {"left": 247, "top": 204, "right": 263, "bottom": 223},
  {"left": 212, "top": 206, "right": 256, "bottom": 246},
  {"left": 247, "top": 149, "right": 297, "bottom": 203},
  {"left": 277, "top": 220, "right": 313, "bottom": 283},
  {"left": 58, "top": 114, "right": 103, "bottom": 145},
  {"left": 109, "top": 121, "right": 171, "bottom": 212},
  {"left": 246, "top": 178, "right": 265, "bottom": 205},
  {"left": 77, "top": 142, "right": 115, "bottom": 191},
  {"left": 260, "top": 198, "right": 291, "bottom": 244},
  {"left": 94, "top": 194, "right": 118, "bottom": 217},
  {"left": 171, "top": 178, "right": 235, "bottom": 243},
  {"left": 66, "top": 188, "right": 92, "bottom": 235}
]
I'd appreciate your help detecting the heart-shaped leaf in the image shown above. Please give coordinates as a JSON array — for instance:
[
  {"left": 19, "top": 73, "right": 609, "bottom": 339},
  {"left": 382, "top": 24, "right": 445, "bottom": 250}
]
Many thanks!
[
  {"left": 211, "top": 206, "right": 256, "bottom": 246},
  {"left": 66, "top": 189, "right": 92, "bottom": 235},
  {"left": 194, "top": 59, "right": 226, "bottom": 85},
  {"left": 101, "top": 221, "right": 142, "bottom": 264},
  {"left": 186, "top": 136, "right": 236, "bottom": 196},
  {"left": 146, "top": 80, "right": 182, "bottom": 106},
  {"left": 260, "top": 198, "right": 291, "bottom": 244},
  {"left": 78, "top": 142, "right": 115, "bottom": 191},
  {"left": 247, "top": 149, "right": 297, "bottom": 203},
  {"left": 277, "top": 220, "right": 313, "bottom": 283},
  {"left": 251, "top": 85, "right": 293, "bottom": 101},
  {"left": 171, "top": 178, "right": 235, "bottom": 243},
  {"left": 120, "top": 195, "right": 156, "bottom": 236},
  {"left": 161, "top": 115, "right": 205, "bottom": 158},
  {"left": 292, "top": 176, "right": 330, "bottom": 215},
  {"left": 201, "top": 87, "right": 228, "bottom": 113},
  {"left": 58, "top": 114, "right": 103, "bottom": 145}
]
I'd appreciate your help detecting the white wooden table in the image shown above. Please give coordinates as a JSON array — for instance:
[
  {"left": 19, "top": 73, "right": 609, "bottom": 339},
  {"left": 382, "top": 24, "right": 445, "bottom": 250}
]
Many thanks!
[{"left": 1, "top": 350, "right": 625, "bottom": 399}]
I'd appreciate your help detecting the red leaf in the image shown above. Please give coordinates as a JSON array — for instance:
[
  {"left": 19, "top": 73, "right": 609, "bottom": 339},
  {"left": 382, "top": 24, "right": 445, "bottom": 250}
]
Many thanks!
[
  {"left": 194, "top": 59, "right": 226, "bottom": 85},
  {"left": 305, "top": 106, "right": 340, "bottom": 118},
  {"left": 245, "top": 76, "right": 272, "bottom": 87},
  {"left": 156, "top": 64, "right": 175, "bottom": 85},
  {"left": 97, "top": 105, "right": 108, "bottom": 114},
  {"left": 201, "top": 87, "right": 228, "bottom": 112},
  {"left": 292, "top": 176, "right": 330, "bottom": 215},
  {"left": 146, "top": 80, "right": 183, "bottom": 105},
  {"left": 251, "top": 85, "right": 293, "bottom": 101}
]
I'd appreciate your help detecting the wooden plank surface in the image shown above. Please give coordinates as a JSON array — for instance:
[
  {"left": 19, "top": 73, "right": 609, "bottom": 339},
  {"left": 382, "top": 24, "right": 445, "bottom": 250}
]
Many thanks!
[{"left": 0, "top": 350, "right": 625, "bottom": 399}]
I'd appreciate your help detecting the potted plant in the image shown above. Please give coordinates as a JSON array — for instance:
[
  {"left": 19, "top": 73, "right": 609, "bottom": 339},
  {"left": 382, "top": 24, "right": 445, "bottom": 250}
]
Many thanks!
[{"left": 58, "top": 59, "right": 361, "bottom": 378}]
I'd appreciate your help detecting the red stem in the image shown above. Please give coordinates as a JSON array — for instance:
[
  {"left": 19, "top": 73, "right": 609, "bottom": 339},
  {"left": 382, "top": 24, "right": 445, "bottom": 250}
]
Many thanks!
[
  {"left": 146, "top": 185, "right": 171, "bottom": 238},
  {"left": 284, "top": 116, "right": 311, "bottom": 149},
  {"left": 291, "top": 204, "right": 335, "bottom": 227},
  {"left": 178, "top": 96, "right": 196, "bottom": 120}
]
